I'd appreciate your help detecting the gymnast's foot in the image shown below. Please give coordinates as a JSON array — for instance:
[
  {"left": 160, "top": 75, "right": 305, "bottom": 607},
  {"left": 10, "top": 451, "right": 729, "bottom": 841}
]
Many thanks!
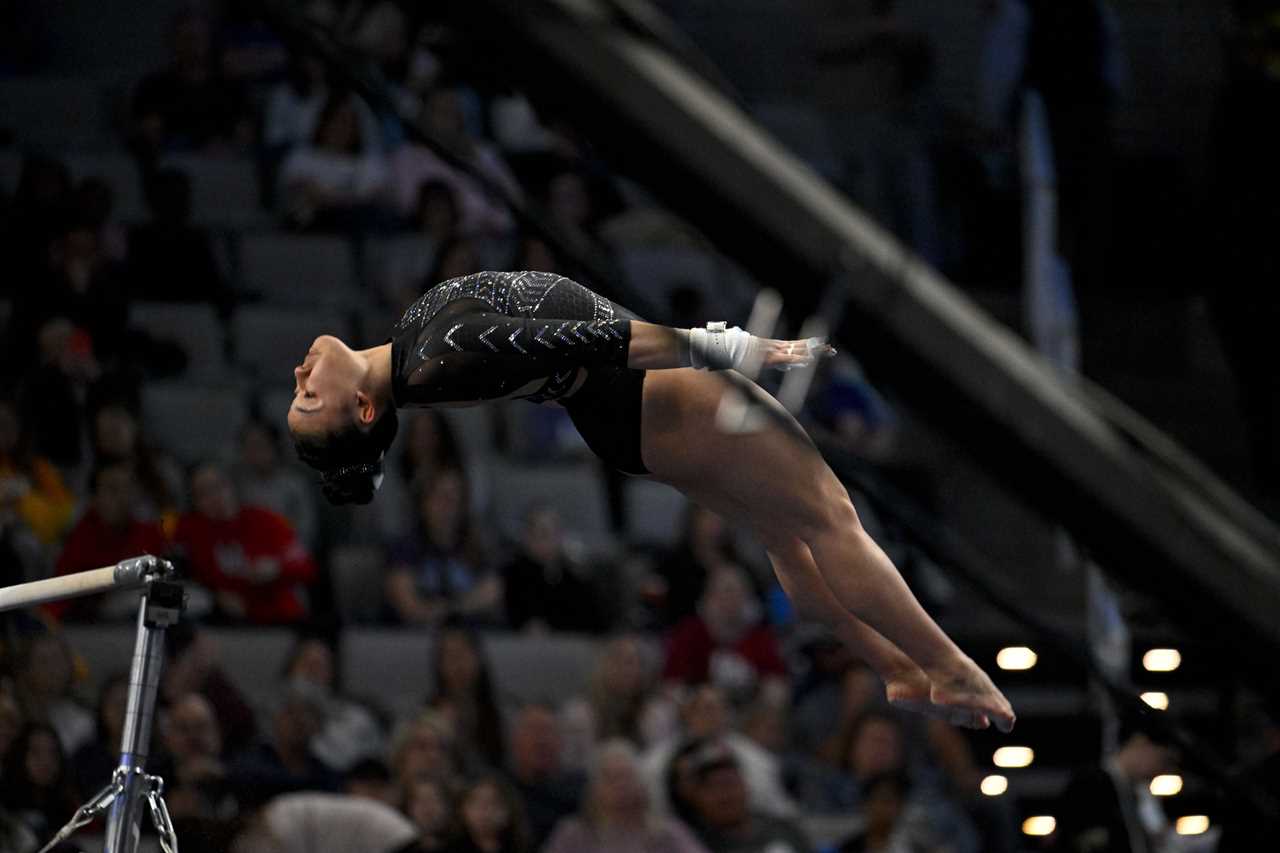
[{"left": 924, "top": 657, "right": 1016, "bottom": 733}]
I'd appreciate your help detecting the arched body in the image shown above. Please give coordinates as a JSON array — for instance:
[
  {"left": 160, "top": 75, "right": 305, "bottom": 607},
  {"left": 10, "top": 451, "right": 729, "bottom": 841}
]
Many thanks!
[{"left": 288, "top": 271, "right": 1014, "bottom": 731}]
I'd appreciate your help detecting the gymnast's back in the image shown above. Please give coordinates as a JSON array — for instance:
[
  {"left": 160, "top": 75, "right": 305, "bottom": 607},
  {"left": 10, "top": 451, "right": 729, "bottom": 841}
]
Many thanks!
[{"left": 389, "top": 271, "right": 640, "bottom": 408}]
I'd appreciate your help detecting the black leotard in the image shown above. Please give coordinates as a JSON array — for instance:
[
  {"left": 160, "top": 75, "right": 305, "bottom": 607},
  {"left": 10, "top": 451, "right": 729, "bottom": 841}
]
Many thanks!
[{"left": 390, "top": 271, "right": 650, "bottom": 474}]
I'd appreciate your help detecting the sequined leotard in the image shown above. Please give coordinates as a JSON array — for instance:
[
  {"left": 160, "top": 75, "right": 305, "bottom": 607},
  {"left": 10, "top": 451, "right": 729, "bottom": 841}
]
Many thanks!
[{"left": 390, "top": 270, "right": 650, "bottom": 474}]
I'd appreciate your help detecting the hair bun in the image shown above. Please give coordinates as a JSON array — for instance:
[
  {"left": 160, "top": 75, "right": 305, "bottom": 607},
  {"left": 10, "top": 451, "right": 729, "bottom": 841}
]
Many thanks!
[{"left": 319, "top": 461, "right": 383, "bottom": 506}]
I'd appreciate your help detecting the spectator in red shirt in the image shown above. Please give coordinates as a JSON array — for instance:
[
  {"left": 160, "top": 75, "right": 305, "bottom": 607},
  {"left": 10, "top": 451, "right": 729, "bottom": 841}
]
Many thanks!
[
  {"left": 51, "top": 460, "right": 169, "bottom": 621},
  {"left": 663, "top": 566, "right": 788, "bottom": 702},
  {"left": 174, "top": 462, "right": 316, "bottom": 624}
]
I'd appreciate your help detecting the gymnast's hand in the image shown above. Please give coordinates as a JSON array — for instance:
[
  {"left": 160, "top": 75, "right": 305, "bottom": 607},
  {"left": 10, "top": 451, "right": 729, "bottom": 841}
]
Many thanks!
[{"left": 757, "top": 335, "right": 838, "bottom": 371}]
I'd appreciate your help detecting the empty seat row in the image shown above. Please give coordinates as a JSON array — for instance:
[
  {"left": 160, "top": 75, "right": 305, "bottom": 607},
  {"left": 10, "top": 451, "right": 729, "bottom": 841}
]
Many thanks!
[
  {"left": 129, "top": 301, "right": 351, "bottom": 384},
  {"left": 62, "top": 625, "right": 603, "bottom": 717}
]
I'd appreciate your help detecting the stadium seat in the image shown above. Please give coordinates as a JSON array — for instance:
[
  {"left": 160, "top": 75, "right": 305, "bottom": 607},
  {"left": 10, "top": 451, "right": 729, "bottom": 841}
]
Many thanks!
[
  {"left": 238, "top": 234, "right": 360, "bottom": 307},
  {"left": 140, "top": 381, "right": 248, "bottom": 464},
  {"left": 162, "top": 154, "right": 269, "bottom": 230},
  {"left": 624, "top": 479, "right": 688, "bottom": 547},
  {"left": 329, "top": 545, "right": 387, "bottom": 624},
  {"left": 487, "top": 459, "right": 614, "bottom": 552},
  {"left": 0, "top": 77, "right": 113, "bottom": 151},
  {"left": 341, "top": 630, "right": 600, "bottom": 720},
  {"left": 128, "top": 302, "right": 227, "bottom": 380},
  {"left": 230, "top": 305, "right": 348, "bottom": 382}
]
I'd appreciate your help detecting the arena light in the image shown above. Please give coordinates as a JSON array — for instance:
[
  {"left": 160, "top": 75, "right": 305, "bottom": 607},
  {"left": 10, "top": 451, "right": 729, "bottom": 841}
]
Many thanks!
[
  {"left": 1143, "top": 648, "right": 1182, "bottom": 672},
  {"left": 980, "top": 775, "right": 1008, "bottom": 796},
  {"left": 993, "top": 746, "right": 1034, "bottom": 768},
  {"left": 1175, "top": 816, "right": 1210, "bottom": 835},
  {"left": 1150, "top": 775, "right": 1183, "bottom": 796},
  {"left": 1141, "top": 691, "right": 1170, "bottom": 710},
  {"left": 996, "top": 646, "right": 1038, "bottom": 671},
  {"left": 1022, "top": 816, "right": 1056, "bottom": 836}
]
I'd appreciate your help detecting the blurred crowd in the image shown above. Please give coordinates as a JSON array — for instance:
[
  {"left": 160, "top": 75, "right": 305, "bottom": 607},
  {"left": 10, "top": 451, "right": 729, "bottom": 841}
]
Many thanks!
[{"left": 1, "top": 0, "right": 1278, "bottom": 851}]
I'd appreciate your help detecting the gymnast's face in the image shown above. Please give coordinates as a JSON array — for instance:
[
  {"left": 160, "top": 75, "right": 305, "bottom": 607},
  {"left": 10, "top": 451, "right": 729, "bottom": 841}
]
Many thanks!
[{"left": 288, "top": 335, "right": 370, "bottom": 439}]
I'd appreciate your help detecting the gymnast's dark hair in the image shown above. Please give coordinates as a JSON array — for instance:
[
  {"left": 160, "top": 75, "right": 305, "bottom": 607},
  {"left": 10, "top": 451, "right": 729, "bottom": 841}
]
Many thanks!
[{"left": 293, "top": 407, "right": 399, "bottom": 505}]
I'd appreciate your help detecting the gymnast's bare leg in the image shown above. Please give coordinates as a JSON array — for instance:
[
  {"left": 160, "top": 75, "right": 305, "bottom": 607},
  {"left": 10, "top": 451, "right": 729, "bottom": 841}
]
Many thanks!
[{"left": 639, "top": 367, "right": 1015, "bottom": 732}]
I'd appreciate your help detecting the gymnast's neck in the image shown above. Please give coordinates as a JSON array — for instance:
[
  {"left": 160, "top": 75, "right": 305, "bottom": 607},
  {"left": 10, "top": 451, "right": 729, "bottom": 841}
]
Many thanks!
[{"left": 358, "top": 342, "right": 396, "bottom": 415}]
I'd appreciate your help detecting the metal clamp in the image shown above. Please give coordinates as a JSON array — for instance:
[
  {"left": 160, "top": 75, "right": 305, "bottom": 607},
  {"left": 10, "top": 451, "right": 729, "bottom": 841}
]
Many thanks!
[
  {"left": 114, "top": 554, "right": 176, "bottom": 586},
  {"left": 37, "top": 767, "right": 129, "bottom": 853}
]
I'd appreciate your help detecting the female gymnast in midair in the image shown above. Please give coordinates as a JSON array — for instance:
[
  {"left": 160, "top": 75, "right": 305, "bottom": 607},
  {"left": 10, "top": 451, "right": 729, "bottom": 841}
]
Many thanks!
[{"left": 287, "top": 270, "right": 1015, "bottom": 732}]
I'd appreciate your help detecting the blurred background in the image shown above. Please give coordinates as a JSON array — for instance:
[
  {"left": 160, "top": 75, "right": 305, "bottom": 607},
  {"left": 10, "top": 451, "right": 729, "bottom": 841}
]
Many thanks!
[{"left": 1, "top": 0, "right": 1278, "bottom": 851}]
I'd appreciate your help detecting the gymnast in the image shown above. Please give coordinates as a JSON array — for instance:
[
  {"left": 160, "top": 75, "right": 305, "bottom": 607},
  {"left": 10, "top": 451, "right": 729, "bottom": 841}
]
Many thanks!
[{"left": 286, "top": 270, "right": 1015, "bottom": 732}]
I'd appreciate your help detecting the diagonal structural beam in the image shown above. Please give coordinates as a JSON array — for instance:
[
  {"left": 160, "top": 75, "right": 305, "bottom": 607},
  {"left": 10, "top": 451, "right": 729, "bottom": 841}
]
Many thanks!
[{"left": 444, "top": 0, "right": 1280, "bottom": 667}]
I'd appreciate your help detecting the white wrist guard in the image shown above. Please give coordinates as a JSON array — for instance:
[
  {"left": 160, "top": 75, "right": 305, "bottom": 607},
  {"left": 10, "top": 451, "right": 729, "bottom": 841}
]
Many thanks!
[{"left": 689, "top": 322, "right": 753, "bottom": 370}]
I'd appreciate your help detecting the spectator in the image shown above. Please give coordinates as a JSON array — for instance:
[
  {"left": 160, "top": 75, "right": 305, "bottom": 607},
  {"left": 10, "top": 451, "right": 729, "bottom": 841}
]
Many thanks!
[
  {"left": 542, "top": 168, "right": 619, "bottom": 265},
  {"left": 228, "top": 684, "right": 342, "bottom": 810},
  {"left": 832, "top": 771, "right": 941, "bottom": 853},
  {"left": 666, "top": 738, "right": 809, "bottom": 853},
  {"left": 14, "top": 318, "right": 98, "bottom": 468},
  {"left": 0, "top": 690, "right": 24, "bottom": 760},
  {"left": 1049, "top": 722, "right": 1181, "bottom": 853},
  {"left": 374, "top": 180, "right": 464, "bottom": 311},
  {"left": 263, "top": 55, "right": 330, "bottom": 154},
  {"left": 0, "top": 397, "right": 75, "bottom": 546},
  {"left": 650, "top": 505, "right": 741, "bottom": 628},
  {"left": 127, "top": 167, "right": 231, "bottom": 308},
  {"left": 174, "top": 462, "right": 318, "bottom": 625},
  {"left": 642, "top": 684, "right": 794, "bottom": 819},
  {"left": 9, "top": 206, "right": 129, "bottom": 369},
  {"left": 404, "top": 776, "right": 458, "bottom": 850},
  {"left": 51, "top": 461, "right": 169, "bottom": 621},
  {"left": 0, "top": 723, "right": 80, "bottom": 841},
  {"left": 70, "top": 673, "right": 128, "bottom": 795},
  {"left": 346, "top": 757, "right": 398, "bottom": 808},
  {"left": 89, "top": 400, "right": 184, "bottom": 521},
  {"left": 131, "top": 8, "right": 252, "bottom": 155},
  {"left": 234, "top": 417, "right": 317, "bottom": 550},
  {"left": 819, "top": 709, "right": 983, "bottom": 850},
  {"left": 161, "top": 621, "right": 258, "bottom": 755},
  {"left": 281, "top": 631, "right": 385, "bottom": 771},
  {"left": 156, "top": 692, "right": 231, "bottom": 821},
  {"left": 0, "top": 154, "right": 72, "bottom": 302},
  {"left": 501, "top": 504, "right": 606, "bottom": 633},
  {"left": 558, "top": 696, "right": 599, "bottom": 775},
  {"left": 447, "top": 775, "right": 530, "bottom": 853},
  {"left": 662, "top": 566, "right": 789, "bottom": 702},
  {"left": 545, "top": 738, "right": 709, "bottom": 853},
  {"left": 10, "top": 632, "right": 94, "bottom": 754},
  {"left": 506, "top": 703, "right": 585, "bottom": 849},
  {"left": 277, "top": 91, "right": 391, "bottom": 231},
  {"left": 384, "top": 468, "right": 499, "bottom": 626},
  {"left": 589, "top": 635, "right": 656, "bottom": 744},
  {"left": 390, "top": 710, "right": 466, "bottom": 790},
  {"left": 427, "top": 624, "right": 505, "bottom": 769},
  {"left": 512, "top": 235, "right": 560, "bottom": 275},
  {"left": 425, "top": 235, "right": 485, "bottom": 288},
  {"left": 74, "top": 176, "right": 128, "bottom": 264},
  {"left": 788, "top": 633, "right": 877, "bottom": 760},
  {"left": 388, "top": 87, "right": 523, "bottom": 236},
  {"left": 399, "top": 409, "right": 466, "bottom": 491}
]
